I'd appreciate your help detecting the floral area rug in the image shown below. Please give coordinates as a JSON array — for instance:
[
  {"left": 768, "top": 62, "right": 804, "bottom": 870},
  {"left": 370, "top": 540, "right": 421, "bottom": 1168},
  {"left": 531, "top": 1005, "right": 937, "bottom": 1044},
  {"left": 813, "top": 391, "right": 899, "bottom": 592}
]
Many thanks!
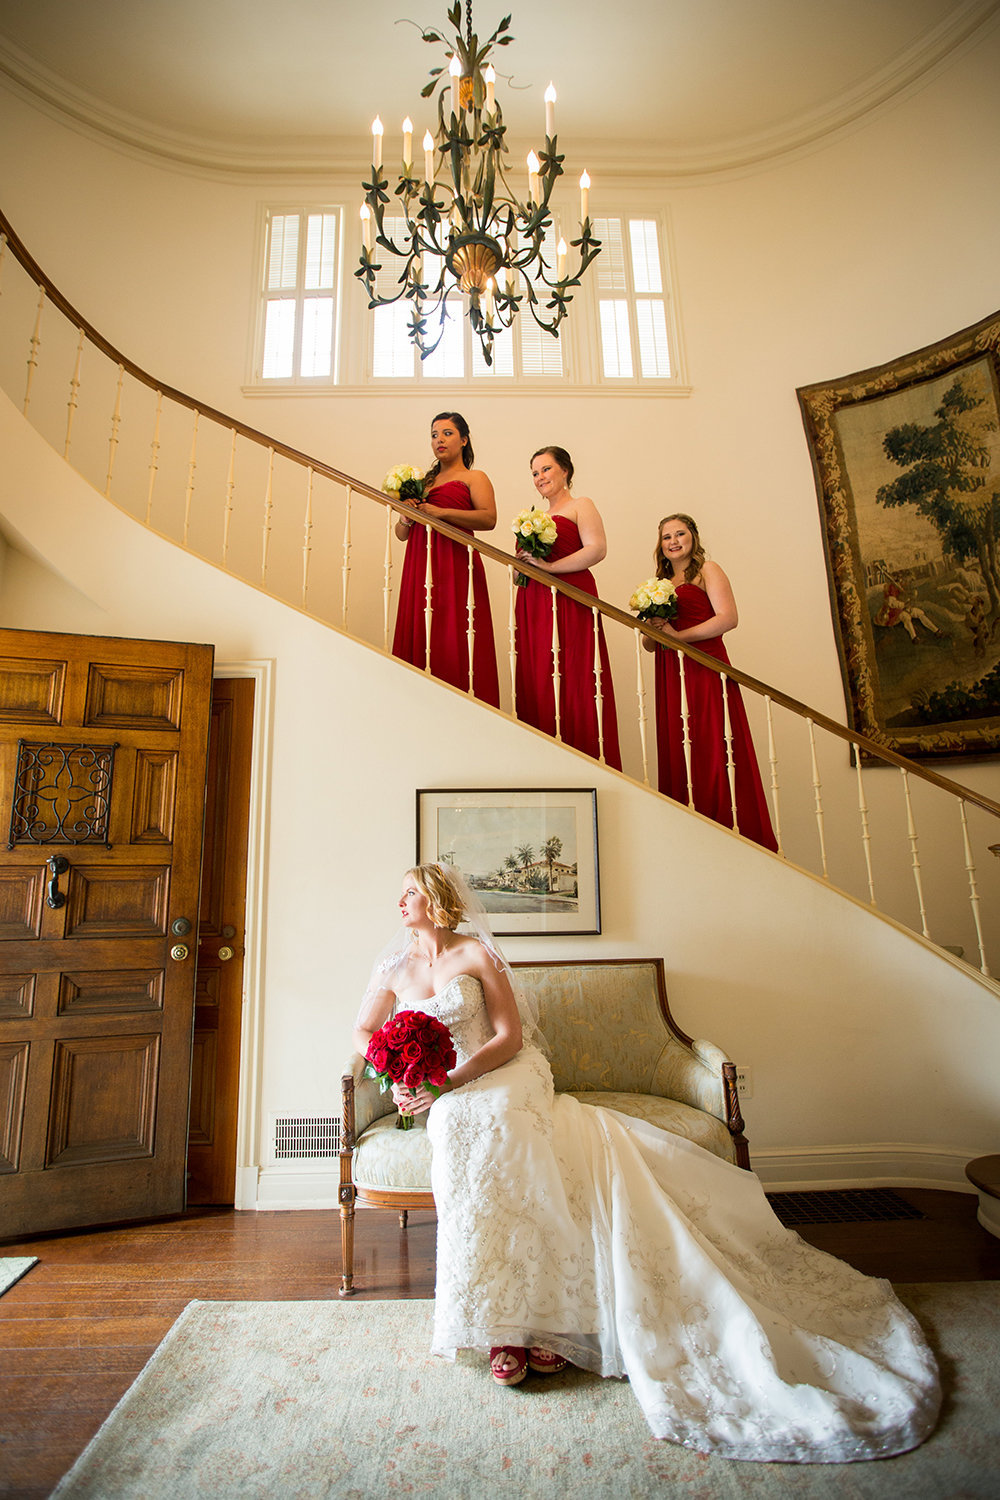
[
  {"left": 52, "top": 1284, "right": 999, "bottom": 1499},
  {"left": 0, "top": 1257, "right": 36, "bottom": 1297}
]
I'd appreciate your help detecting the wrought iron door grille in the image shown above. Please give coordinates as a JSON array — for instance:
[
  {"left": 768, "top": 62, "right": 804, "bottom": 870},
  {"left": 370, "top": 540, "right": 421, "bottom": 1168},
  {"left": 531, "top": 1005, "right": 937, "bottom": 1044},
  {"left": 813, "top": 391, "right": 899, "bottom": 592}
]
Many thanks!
[{"left": 7, "top": 740, "right": 117, "bottom": 848}]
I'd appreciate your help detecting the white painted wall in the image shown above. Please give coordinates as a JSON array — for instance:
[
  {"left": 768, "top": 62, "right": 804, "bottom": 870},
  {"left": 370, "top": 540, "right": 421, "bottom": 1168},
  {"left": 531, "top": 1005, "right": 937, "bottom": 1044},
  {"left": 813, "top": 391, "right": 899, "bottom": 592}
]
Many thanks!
[
  {"left": 2, "top": 391, "right": 998, "bottom": 1205},
  {"left": 1, "top": 30, "right": 999, "bottom": 1198}
]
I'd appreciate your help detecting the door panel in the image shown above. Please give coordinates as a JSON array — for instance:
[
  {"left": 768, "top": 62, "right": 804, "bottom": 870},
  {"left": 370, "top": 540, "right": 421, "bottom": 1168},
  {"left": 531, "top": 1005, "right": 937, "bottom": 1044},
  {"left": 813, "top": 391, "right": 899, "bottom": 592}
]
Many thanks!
[
  {"left": 186, "top": 677, "right": 254, "bottom": 1205},
  {"left": 0, "top": 627, "right": 213, "bottom": 1236}
]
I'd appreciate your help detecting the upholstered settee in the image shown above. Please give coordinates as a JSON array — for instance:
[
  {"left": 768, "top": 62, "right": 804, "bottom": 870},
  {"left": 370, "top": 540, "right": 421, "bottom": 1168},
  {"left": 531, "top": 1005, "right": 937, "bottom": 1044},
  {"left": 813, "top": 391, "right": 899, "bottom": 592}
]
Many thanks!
[{"left": 338, "top": 957, "right": 749, "bottom": 1295}]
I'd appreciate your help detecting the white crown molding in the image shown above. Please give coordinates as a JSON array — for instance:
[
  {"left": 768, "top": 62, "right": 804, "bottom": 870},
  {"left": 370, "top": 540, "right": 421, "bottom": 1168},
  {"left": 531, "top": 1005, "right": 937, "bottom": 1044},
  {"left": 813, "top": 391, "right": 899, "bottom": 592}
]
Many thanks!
[{"left": 1, "top": 0, "right": 997, "bottom": 183}]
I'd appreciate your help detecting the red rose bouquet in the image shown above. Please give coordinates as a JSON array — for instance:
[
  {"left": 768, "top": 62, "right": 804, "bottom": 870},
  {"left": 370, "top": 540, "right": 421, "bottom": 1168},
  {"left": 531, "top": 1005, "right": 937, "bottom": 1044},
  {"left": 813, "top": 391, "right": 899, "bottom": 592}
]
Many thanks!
[{"left": 364, "top": 1010, "right": 457, "bottom": 1129}]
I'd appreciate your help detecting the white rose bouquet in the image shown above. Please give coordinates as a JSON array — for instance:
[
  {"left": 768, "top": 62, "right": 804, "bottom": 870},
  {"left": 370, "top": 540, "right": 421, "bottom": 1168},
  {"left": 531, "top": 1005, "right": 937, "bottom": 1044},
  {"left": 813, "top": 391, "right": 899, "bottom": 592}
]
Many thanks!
[
  {"left": 382, "top": 463, "right": 426, "bottom": 504},
  {"left": 629, "top": 576, "right": 679, "bottom": 624},
  {"left": 512, "top": 506, "right": 558, "bottom": 587}
]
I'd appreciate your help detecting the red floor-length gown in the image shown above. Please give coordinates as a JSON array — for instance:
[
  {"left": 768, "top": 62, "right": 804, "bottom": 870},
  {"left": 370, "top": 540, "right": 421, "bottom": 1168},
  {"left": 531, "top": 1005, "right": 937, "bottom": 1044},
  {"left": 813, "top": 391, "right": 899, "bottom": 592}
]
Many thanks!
[
  {"left": 392, "top": 480, "right": 500, "bottom": 706},
  {"left": 654, "top": 583, "right": 777, "bottom": 850},
  {"left": 514, "top": 515, "right": 622, "bottom": 768}
]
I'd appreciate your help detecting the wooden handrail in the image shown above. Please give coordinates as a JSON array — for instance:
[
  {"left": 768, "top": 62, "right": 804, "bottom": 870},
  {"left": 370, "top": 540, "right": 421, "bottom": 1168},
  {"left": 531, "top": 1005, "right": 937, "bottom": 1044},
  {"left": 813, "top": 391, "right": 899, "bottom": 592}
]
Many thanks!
[{"left": 2, "top": 205, "right": 997, "bottom": 822}]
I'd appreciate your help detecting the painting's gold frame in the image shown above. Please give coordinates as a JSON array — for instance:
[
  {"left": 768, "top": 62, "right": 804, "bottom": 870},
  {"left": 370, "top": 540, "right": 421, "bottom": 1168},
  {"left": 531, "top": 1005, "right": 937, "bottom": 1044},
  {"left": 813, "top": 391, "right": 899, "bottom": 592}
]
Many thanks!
[{"left": 798, "top": 308, "right": 1000, "bottom": 761}]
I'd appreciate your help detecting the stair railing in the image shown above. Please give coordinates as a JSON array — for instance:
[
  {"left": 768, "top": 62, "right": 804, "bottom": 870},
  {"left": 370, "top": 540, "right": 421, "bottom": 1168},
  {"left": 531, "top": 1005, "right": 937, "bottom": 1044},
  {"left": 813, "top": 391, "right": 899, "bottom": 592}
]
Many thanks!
[{"left": 1, "top": 208, "right": 998, "bottom": 977}]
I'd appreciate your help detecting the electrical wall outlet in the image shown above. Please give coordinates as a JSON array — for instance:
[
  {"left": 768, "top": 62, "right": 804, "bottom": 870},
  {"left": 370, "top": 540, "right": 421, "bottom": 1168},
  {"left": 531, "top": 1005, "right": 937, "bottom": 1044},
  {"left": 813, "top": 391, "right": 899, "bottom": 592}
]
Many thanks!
[{"left": 734, "top": 1066, "right": 753, "bottom": 1099}]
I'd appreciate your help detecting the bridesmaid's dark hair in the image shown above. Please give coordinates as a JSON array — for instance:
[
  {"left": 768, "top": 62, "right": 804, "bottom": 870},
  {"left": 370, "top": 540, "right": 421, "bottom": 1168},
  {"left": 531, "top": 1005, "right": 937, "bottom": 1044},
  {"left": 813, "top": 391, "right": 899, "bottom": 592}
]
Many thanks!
[
  {"left": 426, "top": 411, "right": 474, "bottom": 488},
  {"left": 530, "top": 445, "right": 574, "bottom": 487},
  {"left": 655, "top": 513, "right": 705, "bottom": 585}
]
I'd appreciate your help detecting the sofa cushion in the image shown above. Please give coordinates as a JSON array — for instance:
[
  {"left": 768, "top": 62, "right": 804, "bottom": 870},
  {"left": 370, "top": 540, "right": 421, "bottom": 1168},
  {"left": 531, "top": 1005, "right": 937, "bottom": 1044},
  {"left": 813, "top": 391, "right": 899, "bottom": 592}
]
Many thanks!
[
  {"left": 354, "top": 1111, "right": 433, "bottom": 1192},
  {"left": 566, "top": 1091, "right": 737, "bottom": 1163}
]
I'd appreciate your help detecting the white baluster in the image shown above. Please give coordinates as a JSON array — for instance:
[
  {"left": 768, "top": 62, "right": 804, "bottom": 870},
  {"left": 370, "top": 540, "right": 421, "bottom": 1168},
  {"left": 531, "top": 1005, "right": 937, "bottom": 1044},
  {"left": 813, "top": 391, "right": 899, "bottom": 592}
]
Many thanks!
[
  {"left": 550, "top": 584, "right": 562, "bottom": 742},
  {"left": 592, "top": 605, "right": 605, "bottom": 763},
  {"left": 722, "top": 672, "right": 739, "bottom": 835},
  {"left": 958, "top": 800, "right": 989, "bottom": 976},
  {"left": 383, "top": 505, "right": 394, "bottom": 651},
  {"left": 222, "top": 428, "right": 237, "bottom": 567},
  {"left": 64, "top": 328, "right": 85, "bottom": 459},
  {"left": 260, "top": 446, "right": 274, "bottom": 583},
  {"left": 23, "top": 286, "right": 45, "bottom": 416},
  {"left": 899, "top": 768, "right": 930, "bottom": 938},
  {"left": 764, "top": 695, "right": 783, "bottom": 855},
  {"left": 104, "top": 363, "right": 124, "bottom": 498},
  {"left": 342, "top": 487, "right": 353, "bottom": 626},
  {"left": 146, "top": 391, "right": 162, "bottom": 524},
  {"left": 465, "top": 544, "right": 476, "bottom": 695},
  {"left": 423, "top": 521, "right": 433, "bottom": 674},
  {"left": 183, "top": 410, "right": 199, "bottom": 548},
  {"left": 678, "top": 652, "right": 693, "bottom": 805},
  {"left": 635, "top": 631, "right": 650, "bottom": 786},
  {"left": 855, "top": 750, "right": 876, "bottom": 905},
  {"left": 508, "top": 570, "right": 519, "bottom": 717},
  {"left": 807, "top": 718, "right": 829, "bottom": 878},
  {"left": 301, "top": 465, "right": 314, "bottom": 604}
]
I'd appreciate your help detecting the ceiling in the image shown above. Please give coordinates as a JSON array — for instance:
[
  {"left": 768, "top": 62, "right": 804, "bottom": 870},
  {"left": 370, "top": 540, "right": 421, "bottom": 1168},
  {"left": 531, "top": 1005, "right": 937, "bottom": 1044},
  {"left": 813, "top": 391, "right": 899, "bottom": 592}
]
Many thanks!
[{"left": 0, "top": 0, "right": 995, "bottom": 174}]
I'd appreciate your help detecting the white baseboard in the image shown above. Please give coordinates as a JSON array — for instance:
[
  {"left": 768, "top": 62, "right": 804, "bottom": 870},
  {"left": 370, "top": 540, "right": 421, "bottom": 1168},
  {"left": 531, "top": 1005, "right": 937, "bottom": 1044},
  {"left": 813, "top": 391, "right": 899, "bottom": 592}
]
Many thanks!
[
  {"left": 255, "top": 1164, "right": 341, "bottom": 1210},
  {"left": 248, "top": 1144, "right": 984, "bottom": 1209},
  {"left": 750, "top": 1143, "right": 980, "bottom": 1193}
]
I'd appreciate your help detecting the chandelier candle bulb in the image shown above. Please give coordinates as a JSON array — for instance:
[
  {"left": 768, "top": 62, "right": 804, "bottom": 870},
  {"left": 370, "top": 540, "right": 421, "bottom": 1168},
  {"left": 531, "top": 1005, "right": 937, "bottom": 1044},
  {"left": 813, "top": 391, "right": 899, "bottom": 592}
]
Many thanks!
[
  {"left": 371, "top": 115, "right": 383, "bottom": 169},
  {"left": 484, "top": 62, "right": 496, "bottom": 115},
  {"left": 580, "top": 169, "right": 591, "bottom": 222},
  {"left": 449, "top": 54, "right": 462, "bottom": 118},
  {"left": 545, "top": 82, "right": 556, "bottom": 138},
  {"left": 423, "top": 130, "right": 435, "bottom": 184},
  {"left": 360, "top": 204, "right": 372, "bottom": 253},
  {"left": 557, "top": 237, "right": 567, "bottom": 280},
  {"left": 402, "top": 117, "right": 413, "bottom": 167},
  {"left": 484, "top": 278, "right": 495, "bottom": 323},
  {"left": 527, "top": 150, "right": 541, "bottom": 202}
]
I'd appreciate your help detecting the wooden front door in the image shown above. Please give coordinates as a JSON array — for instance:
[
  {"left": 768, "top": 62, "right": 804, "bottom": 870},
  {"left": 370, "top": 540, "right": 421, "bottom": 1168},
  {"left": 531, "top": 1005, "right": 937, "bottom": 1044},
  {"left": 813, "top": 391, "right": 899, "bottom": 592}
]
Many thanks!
[
  {"left": 186, "top": 677, "right": 254, "bottom": 1205},
  {"left": 0, "top": 627, "right": 213, "bottom": 1237}
]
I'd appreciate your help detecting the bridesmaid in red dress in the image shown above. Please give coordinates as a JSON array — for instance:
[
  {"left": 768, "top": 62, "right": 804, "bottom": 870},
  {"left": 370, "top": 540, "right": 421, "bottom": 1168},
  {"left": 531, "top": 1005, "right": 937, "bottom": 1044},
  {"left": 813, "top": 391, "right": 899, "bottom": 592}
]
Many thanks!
[
  {"left": 392, "top": 412, "right": 500, "bottom": 706},
  {"left": 644, "top": 513, "right": 777, "bottom": 851},
  {"left": 514, "top": 446, "right": 621, "bottom": 768}
]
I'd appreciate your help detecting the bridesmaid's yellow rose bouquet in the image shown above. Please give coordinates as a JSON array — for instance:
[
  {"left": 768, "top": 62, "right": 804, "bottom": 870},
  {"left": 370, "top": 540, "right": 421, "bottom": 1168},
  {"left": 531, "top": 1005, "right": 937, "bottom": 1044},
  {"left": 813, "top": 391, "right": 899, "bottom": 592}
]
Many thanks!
[
  {"left": 382, "top": 463, "right": 426, "bottom": 503},
  {"left": 512, "top": 506, "right": 558, "bottom": 587},
  {"left": 629, "top": 576, "right": 679, "bottom": 622}
]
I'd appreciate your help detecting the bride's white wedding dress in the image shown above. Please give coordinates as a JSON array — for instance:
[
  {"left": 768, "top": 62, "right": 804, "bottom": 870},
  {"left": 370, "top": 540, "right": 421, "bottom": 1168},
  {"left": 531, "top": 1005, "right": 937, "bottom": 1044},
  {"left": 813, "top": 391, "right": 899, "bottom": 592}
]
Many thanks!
[{"left": 421, "top": 974, "right": 940, "bottom": 1463}]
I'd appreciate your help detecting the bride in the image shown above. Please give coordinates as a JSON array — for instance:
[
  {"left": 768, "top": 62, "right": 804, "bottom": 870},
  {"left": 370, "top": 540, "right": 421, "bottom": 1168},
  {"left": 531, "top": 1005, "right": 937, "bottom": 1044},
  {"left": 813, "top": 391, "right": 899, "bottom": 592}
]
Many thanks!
[{"left": 353, "top": 862, "right": 940, "bottom": 1463}]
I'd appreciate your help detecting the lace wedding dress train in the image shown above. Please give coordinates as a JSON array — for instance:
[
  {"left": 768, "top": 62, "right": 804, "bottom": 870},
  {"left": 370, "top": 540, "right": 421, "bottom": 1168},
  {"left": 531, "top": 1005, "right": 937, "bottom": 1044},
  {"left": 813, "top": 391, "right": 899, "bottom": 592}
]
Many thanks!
[{"left": 423, "top": 975, "right": 940, "bottom": 1463}]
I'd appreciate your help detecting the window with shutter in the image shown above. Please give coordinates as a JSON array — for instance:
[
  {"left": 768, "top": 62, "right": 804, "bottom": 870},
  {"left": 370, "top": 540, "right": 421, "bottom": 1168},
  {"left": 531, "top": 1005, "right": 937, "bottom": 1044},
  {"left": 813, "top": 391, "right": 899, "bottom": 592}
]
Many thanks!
[{"left": 255, "top": 208, "right": 340, "bottom": 384}]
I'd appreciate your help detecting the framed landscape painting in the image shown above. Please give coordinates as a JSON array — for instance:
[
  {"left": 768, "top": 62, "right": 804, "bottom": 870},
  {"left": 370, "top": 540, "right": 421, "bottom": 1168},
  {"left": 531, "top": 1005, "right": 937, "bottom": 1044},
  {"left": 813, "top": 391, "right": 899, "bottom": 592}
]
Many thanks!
[
  {"left": 798, "top": 307, "right": 1000, "bottom": 761},
  {"left": 415, "top": 787, "right": 600, "bottom": 935}
]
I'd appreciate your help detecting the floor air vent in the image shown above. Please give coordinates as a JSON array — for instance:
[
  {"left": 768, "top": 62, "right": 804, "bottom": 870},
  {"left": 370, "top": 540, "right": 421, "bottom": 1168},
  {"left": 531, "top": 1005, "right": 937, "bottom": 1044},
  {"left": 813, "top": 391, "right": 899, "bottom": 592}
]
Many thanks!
[
  {"left": 273, "top": 1116, "right": 341, "bottom": 1160},
  {"left": 766, "top": 1188, "right": 926, "bottom": 1226}
]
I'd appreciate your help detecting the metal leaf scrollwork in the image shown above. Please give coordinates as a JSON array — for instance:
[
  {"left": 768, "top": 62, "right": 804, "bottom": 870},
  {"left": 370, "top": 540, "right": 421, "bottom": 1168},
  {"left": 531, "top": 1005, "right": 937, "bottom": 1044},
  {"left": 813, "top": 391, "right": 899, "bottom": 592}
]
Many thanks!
[{"left": 6, "top": 741, "right": 117, "bottom": 848}]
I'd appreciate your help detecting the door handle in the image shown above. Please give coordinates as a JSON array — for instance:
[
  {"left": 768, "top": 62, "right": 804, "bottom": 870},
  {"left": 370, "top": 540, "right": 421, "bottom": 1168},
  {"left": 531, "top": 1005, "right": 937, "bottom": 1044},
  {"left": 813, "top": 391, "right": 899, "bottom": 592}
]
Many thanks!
[
  {"left": 218, "top": 946, "right": 235, "bottom": 962},
  {"left": 46, "top": 855, "right": 69, "bottom": 909}
]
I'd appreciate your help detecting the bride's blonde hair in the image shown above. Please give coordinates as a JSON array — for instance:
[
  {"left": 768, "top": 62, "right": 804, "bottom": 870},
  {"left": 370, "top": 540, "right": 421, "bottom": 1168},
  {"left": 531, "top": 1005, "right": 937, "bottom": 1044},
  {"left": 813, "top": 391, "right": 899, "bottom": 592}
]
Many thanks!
[{"left": 406, "top": 863, "right": 464, "bottom": 930}]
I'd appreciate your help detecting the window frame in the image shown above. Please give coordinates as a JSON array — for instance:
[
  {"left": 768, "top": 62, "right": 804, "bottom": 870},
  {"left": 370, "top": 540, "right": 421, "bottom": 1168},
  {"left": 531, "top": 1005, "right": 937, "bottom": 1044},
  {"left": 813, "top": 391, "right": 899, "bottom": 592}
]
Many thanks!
[
  {"left": 247, "top": 205, "right": 344, "bottom": 389},
  {"left": 242, "top": 199, "right": 688, "bottom": 397}
]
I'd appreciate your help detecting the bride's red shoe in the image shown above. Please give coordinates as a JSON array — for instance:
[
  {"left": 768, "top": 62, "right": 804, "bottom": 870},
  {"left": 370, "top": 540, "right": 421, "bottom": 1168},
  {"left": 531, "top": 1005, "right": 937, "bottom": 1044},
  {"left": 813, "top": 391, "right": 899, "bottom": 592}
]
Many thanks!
[{"left": 490, "top": 1346, "right": 528, "bottom": 1385}]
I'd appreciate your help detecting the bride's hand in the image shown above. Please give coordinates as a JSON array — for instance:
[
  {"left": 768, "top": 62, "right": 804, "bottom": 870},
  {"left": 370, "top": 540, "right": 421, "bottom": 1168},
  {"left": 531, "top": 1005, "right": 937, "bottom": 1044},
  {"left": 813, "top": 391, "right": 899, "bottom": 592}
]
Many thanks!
[{"left": 391, "top": 1081, "right": 438, "bottom": 1115}]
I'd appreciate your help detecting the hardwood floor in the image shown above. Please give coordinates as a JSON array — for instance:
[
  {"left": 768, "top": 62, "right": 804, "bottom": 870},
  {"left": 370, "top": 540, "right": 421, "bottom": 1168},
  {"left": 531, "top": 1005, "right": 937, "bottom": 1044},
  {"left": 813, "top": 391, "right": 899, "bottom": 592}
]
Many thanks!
[{"left": 1, "top": 1190, "right": 998, "bottom": 1499}]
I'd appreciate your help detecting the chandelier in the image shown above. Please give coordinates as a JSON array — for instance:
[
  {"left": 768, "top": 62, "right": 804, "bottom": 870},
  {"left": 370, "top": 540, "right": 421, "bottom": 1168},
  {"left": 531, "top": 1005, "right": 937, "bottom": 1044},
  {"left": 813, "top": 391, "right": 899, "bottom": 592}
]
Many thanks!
[{"left": 357, "top": 1, "right": 601, "bottom": 366}]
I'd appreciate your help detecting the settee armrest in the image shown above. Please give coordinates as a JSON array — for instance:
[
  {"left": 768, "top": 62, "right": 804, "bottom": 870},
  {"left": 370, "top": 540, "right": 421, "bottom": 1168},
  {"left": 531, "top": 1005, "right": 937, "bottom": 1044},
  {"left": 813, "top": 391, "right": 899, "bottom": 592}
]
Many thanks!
[
  {"left": 340, "top": 1052, "right": 395, "bottom": 1141},
  {"left": 650, "top": 1037, "right": 730, "bottom": 1124}
]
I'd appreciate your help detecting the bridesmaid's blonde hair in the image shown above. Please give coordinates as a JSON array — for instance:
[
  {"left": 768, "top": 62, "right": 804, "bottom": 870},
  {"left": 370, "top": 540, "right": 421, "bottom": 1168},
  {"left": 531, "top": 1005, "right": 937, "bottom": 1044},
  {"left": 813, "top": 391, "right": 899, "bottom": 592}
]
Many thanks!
[{"left": 655, "top": 513, "right": 705, "bottom": 585}]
